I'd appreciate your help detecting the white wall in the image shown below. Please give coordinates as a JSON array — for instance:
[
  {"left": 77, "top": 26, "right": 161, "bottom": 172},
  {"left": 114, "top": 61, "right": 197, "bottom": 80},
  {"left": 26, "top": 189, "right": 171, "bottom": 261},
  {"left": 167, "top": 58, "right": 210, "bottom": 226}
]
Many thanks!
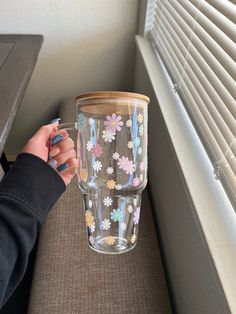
[{"left": 0, "top": 0, "right": 139, "bottom": 157}]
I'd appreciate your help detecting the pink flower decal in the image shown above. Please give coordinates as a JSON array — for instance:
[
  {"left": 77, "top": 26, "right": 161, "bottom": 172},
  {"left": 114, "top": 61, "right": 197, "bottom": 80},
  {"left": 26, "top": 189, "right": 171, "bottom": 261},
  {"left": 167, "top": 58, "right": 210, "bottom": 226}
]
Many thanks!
[
  {"left": 133, "top": 177, "right": 140, "bottom": 187},
  {"left": 133, "top": 207, "right": 140, "bottom": 225},
  {"left": 104, "top": 113, "right": 123, "bottom": 133},
  {"left": 139, "top": 161, "right": 144, "bottom": 171},
  {"left": 117, "top": 156, "right": 136, "bottom": 175},
  {"left": 91, "top": 143, "right": 103, "bottom": 157}
]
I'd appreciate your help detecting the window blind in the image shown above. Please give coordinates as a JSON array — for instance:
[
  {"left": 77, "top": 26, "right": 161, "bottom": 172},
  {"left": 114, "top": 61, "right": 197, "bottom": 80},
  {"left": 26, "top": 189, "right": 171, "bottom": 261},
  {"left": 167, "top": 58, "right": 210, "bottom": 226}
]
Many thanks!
[{"left": 147, "top": 0, "right": 236, "bottom": 206}]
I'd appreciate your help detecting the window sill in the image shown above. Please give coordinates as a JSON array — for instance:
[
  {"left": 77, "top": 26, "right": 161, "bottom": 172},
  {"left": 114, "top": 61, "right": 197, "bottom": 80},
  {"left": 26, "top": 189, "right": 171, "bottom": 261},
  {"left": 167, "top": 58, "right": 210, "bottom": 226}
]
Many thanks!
[{"left": 135, "top": 35, "right": 236, "bottom": 312}]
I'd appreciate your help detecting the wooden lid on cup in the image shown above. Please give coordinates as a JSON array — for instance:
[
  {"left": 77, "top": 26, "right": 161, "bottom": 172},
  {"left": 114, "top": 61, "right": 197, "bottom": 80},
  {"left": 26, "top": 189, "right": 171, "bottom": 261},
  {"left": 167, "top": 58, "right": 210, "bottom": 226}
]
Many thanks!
[
  {"left": 75, "top": 91, "right": 149, "bottom": 116},
  {"left": 75, "top": 91, "right": 150, "bottom": 104}
]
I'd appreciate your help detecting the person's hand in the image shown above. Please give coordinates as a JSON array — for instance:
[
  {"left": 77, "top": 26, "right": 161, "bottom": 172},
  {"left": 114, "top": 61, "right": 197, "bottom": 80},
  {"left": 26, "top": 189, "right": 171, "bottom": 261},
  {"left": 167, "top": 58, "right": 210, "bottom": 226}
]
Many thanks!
[{"left": 22, "top": 122, "right": 78, "bottom": 185}]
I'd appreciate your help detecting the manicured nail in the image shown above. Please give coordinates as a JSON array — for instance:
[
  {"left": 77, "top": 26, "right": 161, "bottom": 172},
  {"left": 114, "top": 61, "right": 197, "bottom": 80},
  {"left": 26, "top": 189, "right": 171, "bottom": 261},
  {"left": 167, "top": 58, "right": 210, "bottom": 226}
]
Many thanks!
[
  {"left": 49, "top": 118, "right": 61, "bottom": 124},
  {"left": 57, "top": 162, "right": 69, "bottom": 172},
  {"left": 49, "top": 147, "right": 60, "bottom": 158},
  {"left": 48, "top": 159, "right": 58, "bottom": 169},
  {"left": 51, "top": 134, "right": 63, "bottom": 145}
]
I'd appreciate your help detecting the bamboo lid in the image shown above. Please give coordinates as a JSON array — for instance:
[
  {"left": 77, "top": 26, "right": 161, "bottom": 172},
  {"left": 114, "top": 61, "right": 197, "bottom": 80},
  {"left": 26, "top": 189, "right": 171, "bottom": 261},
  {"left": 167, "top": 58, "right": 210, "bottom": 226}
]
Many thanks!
[{"left": 75, "top": 91, "right": 150, "bottom": 104}]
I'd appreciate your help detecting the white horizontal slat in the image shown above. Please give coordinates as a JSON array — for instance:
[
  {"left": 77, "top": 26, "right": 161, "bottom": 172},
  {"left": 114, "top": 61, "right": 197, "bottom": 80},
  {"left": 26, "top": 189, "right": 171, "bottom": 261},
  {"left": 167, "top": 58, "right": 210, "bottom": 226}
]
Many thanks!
[
  {"left": 179, "top": 84, "right": 236, "bottom": 194},
  {"left": 150, "top": 29, "right": 180, "bottom": 83},
  {"left": 176, "top": 0, "right": 236, "bottom": 63},
  {"left": 152, "top": 7, "right": 236, "bottom": 135},
  {"left": 152, "top": 12, "right": 236, "bottom": 145},
  {"left": 168, "top": 0, "right": 236, "bottom": 83},
  {"left": 180, "top": 73, "right": 236, "bottom": 173},
  {"left": 153, "top": 23, "right": 236, "bottom": 173},
  {"left": 188, "top": 0, "right": 236, "bottom": 41},
  {"left": 204, "top": 0, "right": 236, "bottom": 23},
  {"left": 148, "top": 0, "right": 236, "bottom": 203},
  {"left": 154, "top": 2, "right": 236, "bottom": 117}
]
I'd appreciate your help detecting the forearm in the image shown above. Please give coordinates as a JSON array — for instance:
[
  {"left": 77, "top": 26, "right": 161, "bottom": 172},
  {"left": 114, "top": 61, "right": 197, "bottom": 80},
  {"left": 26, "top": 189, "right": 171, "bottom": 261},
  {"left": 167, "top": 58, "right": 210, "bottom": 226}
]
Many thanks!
[{"left": 0, "top": 153, "right": 65, "bottom": 308}]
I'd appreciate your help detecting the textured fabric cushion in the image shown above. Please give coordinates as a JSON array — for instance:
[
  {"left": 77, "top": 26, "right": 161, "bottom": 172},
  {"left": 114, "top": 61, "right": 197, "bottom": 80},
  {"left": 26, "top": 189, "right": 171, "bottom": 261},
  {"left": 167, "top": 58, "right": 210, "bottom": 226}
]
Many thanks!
[{"left": 27, "top": 100, "right": 172, "bottom": 314}]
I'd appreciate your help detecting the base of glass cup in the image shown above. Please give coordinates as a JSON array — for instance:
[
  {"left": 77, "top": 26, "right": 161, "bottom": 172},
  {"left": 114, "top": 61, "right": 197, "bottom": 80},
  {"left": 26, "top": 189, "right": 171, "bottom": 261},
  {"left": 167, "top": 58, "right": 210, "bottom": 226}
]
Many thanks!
[{"left": 88, "top": 235, "right": 137, "bottom": 255}]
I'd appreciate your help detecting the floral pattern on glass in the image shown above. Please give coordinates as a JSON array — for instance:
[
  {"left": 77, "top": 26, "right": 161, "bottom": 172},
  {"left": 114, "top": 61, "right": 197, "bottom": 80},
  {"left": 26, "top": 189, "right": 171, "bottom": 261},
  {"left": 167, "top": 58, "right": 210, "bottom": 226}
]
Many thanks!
[
  {"left": 91, "top": 143, "right": 103, "bottom": 157},
  {"left": 80, "top": 168, "right": 88, "bottom": 182},
  {"left": 117, "top": 156, "right": 135, "bottom": 175},
  {"left": 106, "top": 180, "right": 116, "bottom": 190},
  {"left": 110, "top": 208, "right": 123, "bottom": 222},
  {"left": 104, "top": 113, "right": 123, "bottom": 133},
  {"left": 102, "top": 129, "right": 116, "bottom": 142},
  {"left": 85, "top": 210, "right": 95, "bottom": 227},
  {"left": 106, "top": 236, "right": 115, "bottom": 245},
  {"left": 131, "top": 234, "right": 136, "bottom": 244},
  {"left": 101, "top": 219, "right": 111, "bottom": 230},
  {"left": 103, "top": 197, "right": 113, "bottom": 207},
  {"left": 83, "top": 109, "right": 146, "bottom": 251}
]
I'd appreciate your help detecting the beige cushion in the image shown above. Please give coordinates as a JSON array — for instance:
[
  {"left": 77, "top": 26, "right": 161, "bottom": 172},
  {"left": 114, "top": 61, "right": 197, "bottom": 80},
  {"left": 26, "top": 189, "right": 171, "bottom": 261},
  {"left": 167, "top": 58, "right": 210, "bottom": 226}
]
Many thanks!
[{"left": 27, "top": 100, "right": 172, "bottom": 314}]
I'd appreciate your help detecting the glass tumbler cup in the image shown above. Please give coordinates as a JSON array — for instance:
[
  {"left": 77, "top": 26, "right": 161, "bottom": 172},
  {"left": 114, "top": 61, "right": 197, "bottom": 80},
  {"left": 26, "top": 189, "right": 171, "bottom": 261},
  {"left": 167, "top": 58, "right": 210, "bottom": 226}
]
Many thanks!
[{"left": 58, "top": 91, "right": 149, "bottom": 254}]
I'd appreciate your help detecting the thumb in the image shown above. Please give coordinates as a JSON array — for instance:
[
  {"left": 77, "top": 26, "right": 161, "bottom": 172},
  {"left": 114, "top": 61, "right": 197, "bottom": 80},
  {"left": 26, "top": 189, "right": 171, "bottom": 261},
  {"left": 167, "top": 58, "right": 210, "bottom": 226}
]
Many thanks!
[{"left": 33, "top": 123, "right": 59, "bottom": 142}]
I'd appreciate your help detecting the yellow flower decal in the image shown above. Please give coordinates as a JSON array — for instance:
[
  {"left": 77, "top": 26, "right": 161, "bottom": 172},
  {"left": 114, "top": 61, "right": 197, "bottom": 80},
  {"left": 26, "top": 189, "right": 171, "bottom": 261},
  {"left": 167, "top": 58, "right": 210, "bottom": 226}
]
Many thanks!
[
  {"left": 131, "top": 234, "right": 136, "bottom": 244},
  {"left": 106, "top": 236, "right": 115, "bottom": 245},
  {"left": 137, "top": 113, "right": 143, "bottom": 123},
  {"left": 106, "top": 179, "right": 116, "bottom": 190},
  {"left": 85, "top": 210, "right": 94, "bottom": 227},
  {"left": 80, "top": 168, "right": 88, "bottom": 182}
]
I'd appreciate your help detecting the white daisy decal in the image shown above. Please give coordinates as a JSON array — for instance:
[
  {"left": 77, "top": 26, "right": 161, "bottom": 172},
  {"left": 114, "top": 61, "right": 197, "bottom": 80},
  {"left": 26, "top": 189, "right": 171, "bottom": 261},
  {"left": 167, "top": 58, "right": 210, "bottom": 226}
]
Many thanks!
[
  {"left": 127, "top": 205, "right": 133, "bottom": 213},
  {"left": 127, "top": 141, "right": 133, "bottom": 149},
  {"left": 138, "top": 147, "right": 142, "bottom": 155},
  {"left": 106, "top": 167, "right": 114, "bottom": 175},
  {"left": 88, "top": 118, "right": 95, "bottom": 126},
  {"left": 115, "top": 184, "right": 122, "bottom": 190},
  {"left": 140, "top": 174, "right": 144, "bottom": 181},
  {"left": 103, "top": 197, "right": 113, "bottom": 207},
  {"left": 121, "top": 222, "right": 127, "bottom": 231},
  {"left": 86, "top": 141, "right": 94, "bottom": 151},
  {"left": 112, "top": 152, "right": 120, "bottom": 160},
  {"left": 139, "top": 124, "right": 144, "bottom": 136},
  {"left": 126, "top": 119, "right": 132, "bottom": 128},
  {"left": 133, "top": 198, "right": 138, "bottom": 206},
  {"left": 88, "top": 200, "right": 93, "bottom": 208},
  {"left": 102, "top": 129, "right": 115, "bottom": 142},
  {"left": 90, "top": 224, "right": 95, "bottom": 233},
  {"left": 93, "top": 160, "right": 102, "bottom": 172},
  {"left": 101, "top": 218, "right": 111, "bottom": 230}
]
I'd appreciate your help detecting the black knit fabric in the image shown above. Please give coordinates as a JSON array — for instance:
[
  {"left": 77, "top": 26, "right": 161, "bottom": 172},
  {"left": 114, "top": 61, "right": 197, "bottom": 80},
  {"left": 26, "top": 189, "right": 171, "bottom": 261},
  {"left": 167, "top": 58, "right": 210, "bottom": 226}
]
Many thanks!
[{"left": 0, "top": 153, "right": 65, "bottom": 308}]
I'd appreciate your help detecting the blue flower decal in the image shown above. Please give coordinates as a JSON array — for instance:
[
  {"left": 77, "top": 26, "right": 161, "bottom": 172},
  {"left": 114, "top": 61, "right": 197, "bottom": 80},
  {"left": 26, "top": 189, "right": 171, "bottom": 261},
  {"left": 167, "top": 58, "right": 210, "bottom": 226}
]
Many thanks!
[
  {"left": 110, "top": 208, "right": 123, "bottom": 222},
  {"left": 133, "top": 136, "right": 140, "bottom": 147},
  {"left": 77, "top": 113, "right": 84, "bottom": 131}
]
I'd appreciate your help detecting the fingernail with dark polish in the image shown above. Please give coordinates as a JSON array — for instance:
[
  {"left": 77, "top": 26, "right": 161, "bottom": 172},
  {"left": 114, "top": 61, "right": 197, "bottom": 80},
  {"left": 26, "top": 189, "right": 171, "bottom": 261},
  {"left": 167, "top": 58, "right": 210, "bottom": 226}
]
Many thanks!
[
  {"left": 57, "top": 162, "right": 69, "bottom": 172},
  {"left": 49, "top": 118, "right": 61, "bottom": 124},
  {"left": 51, "top": 134, "right": 63, "bottom": 145},
  {"left": 48, "top": 159, "right": 58, "bottom": 169}
]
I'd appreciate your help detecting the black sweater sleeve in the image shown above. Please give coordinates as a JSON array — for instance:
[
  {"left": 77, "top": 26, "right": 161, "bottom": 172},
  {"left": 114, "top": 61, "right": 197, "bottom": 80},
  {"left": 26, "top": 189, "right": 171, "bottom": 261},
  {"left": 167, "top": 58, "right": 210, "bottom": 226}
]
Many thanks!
[{"left": 0, "top": 153, "right": 66, "bottom": 308}]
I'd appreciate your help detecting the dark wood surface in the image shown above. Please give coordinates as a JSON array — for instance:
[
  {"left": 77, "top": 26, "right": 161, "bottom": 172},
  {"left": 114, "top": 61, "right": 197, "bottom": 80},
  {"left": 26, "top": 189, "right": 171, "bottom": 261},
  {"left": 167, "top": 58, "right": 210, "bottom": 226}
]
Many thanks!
[{"left": 0, "top": 34, "right": 43, "bottom": 156}]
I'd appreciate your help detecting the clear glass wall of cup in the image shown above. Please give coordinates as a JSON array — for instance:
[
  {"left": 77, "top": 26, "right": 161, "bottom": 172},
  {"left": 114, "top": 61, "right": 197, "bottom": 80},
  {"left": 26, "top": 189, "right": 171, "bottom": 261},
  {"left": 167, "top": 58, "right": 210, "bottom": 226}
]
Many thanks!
[{"left": 58, "top": 92, "right": 149, "bottom": 254}]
